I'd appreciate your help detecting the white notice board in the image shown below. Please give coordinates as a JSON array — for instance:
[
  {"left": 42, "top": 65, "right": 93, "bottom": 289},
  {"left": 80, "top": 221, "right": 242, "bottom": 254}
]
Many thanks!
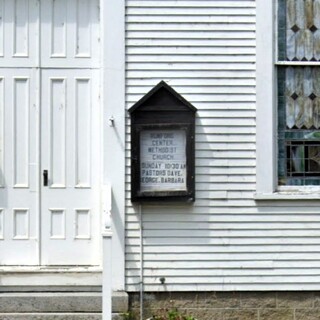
[{"left": 140, "top": 129, "right": 187, "bottom": 192}]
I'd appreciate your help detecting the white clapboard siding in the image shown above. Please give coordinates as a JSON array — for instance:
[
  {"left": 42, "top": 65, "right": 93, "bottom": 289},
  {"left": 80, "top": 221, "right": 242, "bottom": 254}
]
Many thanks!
[{"left": 124, "top": 0, "right": 320, "bottom": 292}]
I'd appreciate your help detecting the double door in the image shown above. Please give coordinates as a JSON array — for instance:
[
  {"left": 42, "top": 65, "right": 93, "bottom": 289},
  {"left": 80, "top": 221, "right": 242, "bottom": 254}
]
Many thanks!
[{"left": 0, "top": 0, "right": 101, "bottom": 266}]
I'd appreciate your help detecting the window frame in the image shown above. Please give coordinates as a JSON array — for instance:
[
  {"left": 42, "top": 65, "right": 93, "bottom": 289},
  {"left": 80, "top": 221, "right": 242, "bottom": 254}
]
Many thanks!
[{"left": 256, "top": 0, "right": 320, "bottom": 199}]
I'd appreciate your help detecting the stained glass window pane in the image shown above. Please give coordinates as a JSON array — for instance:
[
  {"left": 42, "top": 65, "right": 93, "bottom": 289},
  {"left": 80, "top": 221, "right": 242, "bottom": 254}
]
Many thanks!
[
  {"left": 284, "top": 67, "right": 320, "bottom": 130},
  {"left": 278, "top": 66, "right": 320, "bottom": 185},
  {"left": 285, "top": 142, "right": 320, "bottom": 177},
  {"left": 280, "top": 0, "right": 320, "bottom": 61},
  {"left": 278, "top": 1, "right": 320, "bottom": 185}
]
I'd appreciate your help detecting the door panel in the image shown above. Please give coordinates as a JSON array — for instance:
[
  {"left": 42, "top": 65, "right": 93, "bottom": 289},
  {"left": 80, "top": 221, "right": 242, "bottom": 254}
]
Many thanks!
[
  {"left": 0, "top": 69, "right": 39, "bottom": 265},
  {"left": 0, "top": 0, "right": 39, "bottom": 68},
  {"left": 41, "top": 0, "right": 100, "bottom": 68},
  {"left": 40, "top": 69, "right": 100, "bottom": 265}
]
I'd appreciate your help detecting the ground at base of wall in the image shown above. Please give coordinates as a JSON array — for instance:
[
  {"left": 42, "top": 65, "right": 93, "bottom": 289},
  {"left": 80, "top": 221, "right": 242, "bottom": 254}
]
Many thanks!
[
  {"left": 128, "top": 291, "right": 320, "bottom": 320},
  {"left": 0, "top": 314, "right": 124, "bottom": 320}
]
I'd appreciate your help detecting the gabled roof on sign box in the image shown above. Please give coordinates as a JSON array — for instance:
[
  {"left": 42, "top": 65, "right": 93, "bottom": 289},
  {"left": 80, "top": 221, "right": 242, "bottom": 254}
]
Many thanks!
[{"left": 128, "top": 81, "right": 197, "bottom": 113}]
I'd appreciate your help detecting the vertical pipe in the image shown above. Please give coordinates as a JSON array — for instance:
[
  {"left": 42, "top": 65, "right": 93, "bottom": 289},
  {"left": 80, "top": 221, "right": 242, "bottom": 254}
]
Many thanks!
[{"left": 139, "top": 205, "right": 144, "bottom": 320}]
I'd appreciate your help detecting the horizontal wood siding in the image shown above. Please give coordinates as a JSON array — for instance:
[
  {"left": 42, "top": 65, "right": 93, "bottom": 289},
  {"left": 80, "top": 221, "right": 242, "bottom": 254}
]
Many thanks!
[{"left": 125, "top": 0, "right": 320, "bottom": 292}]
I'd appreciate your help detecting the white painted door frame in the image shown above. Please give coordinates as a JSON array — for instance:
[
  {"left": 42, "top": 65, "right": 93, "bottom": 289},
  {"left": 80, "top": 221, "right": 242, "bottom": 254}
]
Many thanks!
[
  {"left": 100, "top": 0, "right": 126, "bottom": 291},
  {"left": 0, "top": 0, "right": 102, "bottom": 265},
  {"left": 0, "top": 0, "right": 126, "bottom": 290}
]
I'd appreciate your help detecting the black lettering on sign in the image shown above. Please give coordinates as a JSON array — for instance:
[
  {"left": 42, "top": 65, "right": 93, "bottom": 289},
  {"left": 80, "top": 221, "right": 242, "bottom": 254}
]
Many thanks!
[
  {"left": 140, "top": 130, "right": 187, "bottom": 191},
  {"left": 160, "top": 177, "right": 185, "bottom": 184}
]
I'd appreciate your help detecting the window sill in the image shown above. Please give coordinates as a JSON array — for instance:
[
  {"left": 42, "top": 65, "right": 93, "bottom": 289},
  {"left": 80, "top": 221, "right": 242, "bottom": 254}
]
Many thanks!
[{"left": 255, "top": 190, "right": 320, "bottom": 201}]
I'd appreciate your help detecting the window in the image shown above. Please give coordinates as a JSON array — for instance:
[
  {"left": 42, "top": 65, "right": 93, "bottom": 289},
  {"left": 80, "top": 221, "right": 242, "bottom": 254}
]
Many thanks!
[
  {"left": 256, "top": 0, "right": 320, "bottom": 197},
  {"left": 277, "top": 0, "right": 320, "bottom": 186}
]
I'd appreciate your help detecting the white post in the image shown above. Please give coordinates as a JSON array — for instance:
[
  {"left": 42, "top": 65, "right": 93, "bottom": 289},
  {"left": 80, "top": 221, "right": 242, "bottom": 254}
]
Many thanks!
[
  {"left": 101, "top": 0, "right": 126, "bottom": 293},
  {"left": 102, "top": 185, "right": 112, "bottom": 320},
  {"left": 102, "top": 229, "right": 113, "bottom": 320}
]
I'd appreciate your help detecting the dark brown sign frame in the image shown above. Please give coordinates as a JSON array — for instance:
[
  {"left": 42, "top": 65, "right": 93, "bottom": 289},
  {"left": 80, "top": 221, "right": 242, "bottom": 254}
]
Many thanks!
[{"left": 129, "top": 81, "right": 197, "bottom": 203}]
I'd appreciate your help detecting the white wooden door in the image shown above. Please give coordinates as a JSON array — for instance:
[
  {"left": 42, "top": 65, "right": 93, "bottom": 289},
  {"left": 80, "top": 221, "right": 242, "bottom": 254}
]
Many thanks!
[
  {"left": 40, "top": 69, "right": 100, "bottom": 265},
  {"left": 0, "top": 0, "right": 101, "bottom": 266},
  {"left": 0, "top": 0, "right": 40, "bottom": 265},
  {"left": 0, "top": 69, "right": 40, "bottom": 265}
]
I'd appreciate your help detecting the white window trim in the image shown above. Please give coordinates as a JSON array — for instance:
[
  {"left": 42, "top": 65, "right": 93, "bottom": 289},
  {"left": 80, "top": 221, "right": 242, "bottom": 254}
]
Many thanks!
[
  {"left": 255, "top": 0, "right": 320, "bottom": 200},
  {"left": 256, "top": 0, "right": 277, "bottom": 197}
]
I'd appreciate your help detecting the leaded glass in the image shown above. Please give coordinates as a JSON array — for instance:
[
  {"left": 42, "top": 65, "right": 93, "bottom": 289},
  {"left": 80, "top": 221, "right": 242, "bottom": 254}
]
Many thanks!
[
  {"left": 286, "top": 142, "right": 320, "bottom": 177},
  {"left": 284, "top": 67, "right": 320, "bottom": 130},
  {"left": 278, "top": 0, "right": 320, "bottom": 186},
  {"left": 278, "top": 66, "right": 320, "bottom": 185},
  {"left": 280, "top": 0, "right": 320, "bottom": 61}
]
